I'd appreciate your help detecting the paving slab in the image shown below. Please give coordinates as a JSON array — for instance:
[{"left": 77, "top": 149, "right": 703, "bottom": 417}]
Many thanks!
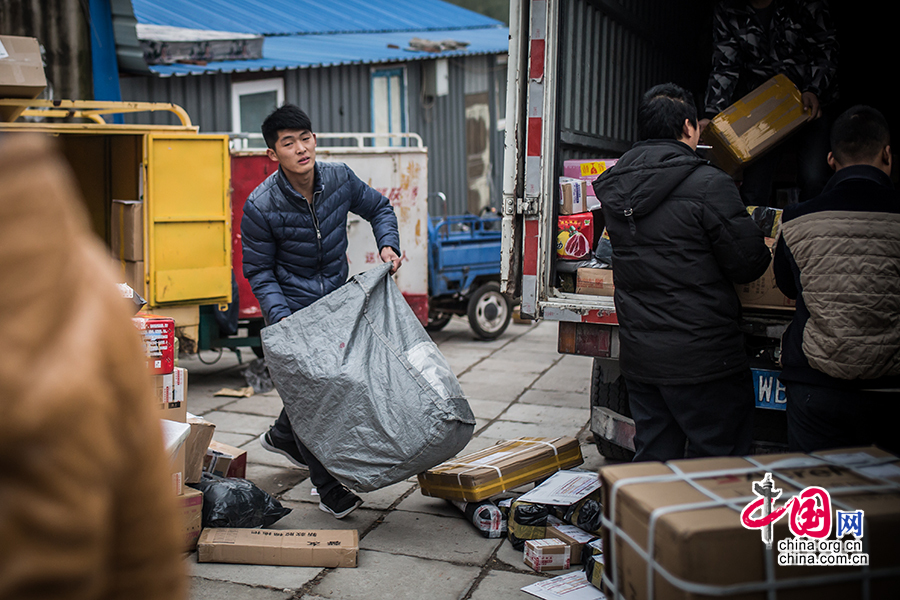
[
  {"left": 201, "top": 410, "right": 275, "bottom": 436},
  {"left": 209, "top": 431, "right": 255, "bottom": 449},
  {"left": 189, "top": 553, "right": 321, "bottom": 591},
  {"left": 244, "top": 464, "right": 307, "bottom": 498},
  {"left": 281, "top": 478, "right": 417, "bottom": 511},
  {"left": 500, "top": 403, "right": 590, "bottom": 430},
  {"left": 393, "top": 489, "right": 459, "bottom": 518},
  {"left": 309, "top": 550, "right": 482, "bottom": 600},
  {"left": 469, "top": 569, "right": 549, "bottom": 599},
  {"left": 478, "top": 419, "right": 589, "bottom": 442},
  {"left": 466, "top": 398, "right": 512, "bottom": 421},
  {"left": 191, "top": 579, "right": 295, "bottom": 600},
  {"left": 360, "top": 510, "right": 502, "bottom": 565},
  {"left": 517, "top": 388, "right": 590, "bottom": 409},
  {"left": 271, "top": 500, "right": 382, "bottom": 533},
  {"left": 493, "top": 538, "right": 535, "bottom": 572},
  {"left": 220, "top": 394, "right": 285, "bottom": 418}
]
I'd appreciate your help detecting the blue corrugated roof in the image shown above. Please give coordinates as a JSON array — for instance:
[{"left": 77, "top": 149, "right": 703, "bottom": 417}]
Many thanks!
[
  {"left": 148, "top": 27, "right": 509, "bottom": 76},
  {"left": 131, "top": 0, "right": 503, "bottom": 36}
]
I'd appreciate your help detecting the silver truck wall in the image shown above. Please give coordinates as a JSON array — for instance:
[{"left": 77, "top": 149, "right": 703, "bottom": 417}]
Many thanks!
[{"left": 555, "top": 0, "right": 707, "bottom": 161}]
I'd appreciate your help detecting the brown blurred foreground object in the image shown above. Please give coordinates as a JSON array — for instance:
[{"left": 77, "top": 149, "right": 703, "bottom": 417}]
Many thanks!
[{"left": 0, "top": 135, "right": 187, "bottom": 600}]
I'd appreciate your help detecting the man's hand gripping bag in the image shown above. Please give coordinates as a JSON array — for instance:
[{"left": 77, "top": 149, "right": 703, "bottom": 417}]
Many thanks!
[{"left": 262, "top": 263, "right": 475, "bottom": 492}]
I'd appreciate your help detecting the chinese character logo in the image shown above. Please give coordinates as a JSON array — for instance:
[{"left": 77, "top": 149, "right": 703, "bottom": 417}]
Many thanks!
[
  {"left": 836, "top": 510, "right": 864, "bottom": 538},
  {"left": 740, "top": 472, "right": 833, "bottom": 547}
]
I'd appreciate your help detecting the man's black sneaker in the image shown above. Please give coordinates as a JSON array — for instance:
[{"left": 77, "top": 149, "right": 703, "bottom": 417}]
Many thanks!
[
  {"left": 259, "top": 430, "right": 307, "bottom": 469},
  {"left": 319, "top": 485, "right": 362, "bottom": 519}
]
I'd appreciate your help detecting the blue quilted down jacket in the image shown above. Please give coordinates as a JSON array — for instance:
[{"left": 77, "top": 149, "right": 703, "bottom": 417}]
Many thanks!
[{"left": 241, "top": 161, "right": 400, "bottom": 325}]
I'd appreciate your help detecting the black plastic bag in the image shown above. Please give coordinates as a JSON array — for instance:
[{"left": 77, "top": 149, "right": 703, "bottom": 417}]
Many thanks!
[{"left": 189, "top": 473, "right": 291, "bottom": 528}]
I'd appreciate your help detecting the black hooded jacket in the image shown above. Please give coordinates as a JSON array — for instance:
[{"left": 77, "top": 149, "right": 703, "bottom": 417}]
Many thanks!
[{"left": 593, "top": 140, "right": 771, "bottom": 384}]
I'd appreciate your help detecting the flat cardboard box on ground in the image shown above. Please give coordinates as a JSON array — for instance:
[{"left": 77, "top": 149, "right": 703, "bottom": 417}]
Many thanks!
[
  {"left": 702, "top": 74, "right": 811, "bottom": 176},
  {"left": 197, "top": 528, "right": 358, "bottom": 567},
  {"left": 735, "top": 237, "right": 795, "bottom": 310},
  {"left": 418, "top": 437, "right": 584, "bottom": 502},
  {"left": 599, "top": 447, "right": 900, "bottom": 600},
  {"left": 0, "top": 35, "right": 47, "bottom": 122}
]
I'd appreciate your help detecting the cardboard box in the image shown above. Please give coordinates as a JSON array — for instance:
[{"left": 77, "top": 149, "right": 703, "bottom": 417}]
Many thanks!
[
  {"left": 702, "top": 74, "right": 812, "bottom": 176},
  {"left": 132, "top": 313, "right": 175, "bottom": 374},
  {"left": 583, "top": 538, "right": 605, "bottom": 589},
  {"left": 197, "top": 528, "right": 359, "bottom": 567},
  {"left": 559, "top": 177, "right": 587, "bottom": 215},
  {"left": 178, "top": 487, "right": 204, "bottom": 551},
  {"left": 116, "top": 259, "right": 145, "bottom": 300},
  {"left": 418, "top": 437, "right": 584, "bottom": 502},
  {"left": 154, "top": 370, "right": 187, "bottom": 422},
  {"left": 576, "top": 268, "right": 614, "bottom": 297},
  {"left": 563, "top": 159, "right": 618, "bottom": 205},
  {"left": 110, "top": 200, "right": 143, "bottom": 262},
  {"left": 735, "top": 238, "right": 795, "bottom": 310},
  {"left": 547, "top": 518, "right": 599, "bottom": 565},
  {"left": 0, "top": 35, "right": 47, "bottom": 122},
  {"left": 524, "top": 538, "right": 571, "bottom": 572},
  {"left": 557, "top": 213, "right": 595, "bottom": 260},
  {"left": 204, "top": 440, "right": 247, "bottom": 479},
  {"left": 184, "top": 413, "right": 216, "bottom": 484},
  {"left": 599, "top": 447, "right": 900, "bottom": 600}
]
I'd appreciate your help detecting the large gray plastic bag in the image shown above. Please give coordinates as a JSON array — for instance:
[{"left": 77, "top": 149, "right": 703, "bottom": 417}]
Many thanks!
[{"left": 261, "top": 263, "right": 475, "bottom": 492}]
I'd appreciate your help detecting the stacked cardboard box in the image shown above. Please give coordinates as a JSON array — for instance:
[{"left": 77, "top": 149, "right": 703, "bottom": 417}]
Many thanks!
[
  {"left": 0, "top": 35, "right": 47, "bottom": 122},
  {"left": 576, "top": 268, "right": 614, "bottom": 297},
  {"left": 599, "top": 447, "right": 900, "bottom": 599},
  {"left": 563, "top": 159, "right": 618, "bottom": 209},
  {"left": 735, "top": 238, "right": 795, "bottom": 310},
  {"left": 111, "top": 200, "right": 145, "bottom": 297},
  {"left": 559, "top": 177, "right": 587, "bottom": 215}
]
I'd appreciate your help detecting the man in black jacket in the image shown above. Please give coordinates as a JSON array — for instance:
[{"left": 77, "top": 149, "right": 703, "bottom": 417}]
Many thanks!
[{"left": 593, "top": 83, "right": 771, "bottom": 462}]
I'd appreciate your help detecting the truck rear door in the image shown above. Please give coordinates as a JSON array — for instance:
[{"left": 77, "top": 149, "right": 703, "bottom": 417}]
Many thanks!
[
  {"left": 501, "top": 0, "right": 617, "bottom": 325},
  {"left": 144, "top": 133, "right": 232, "bottom": 306}
]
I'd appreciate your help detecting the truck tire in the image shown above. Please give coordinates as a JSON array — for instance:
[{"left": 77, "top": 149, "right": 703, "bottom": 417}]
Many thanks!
[
  {"left": 467, "top": 282, "right": 511, "bottom": 340},
  {"left": 425, "top": 312, "right": 452, "bottom": 332},
  {"left": 590, "top": 359, "right": 635, "bottom": 462}
]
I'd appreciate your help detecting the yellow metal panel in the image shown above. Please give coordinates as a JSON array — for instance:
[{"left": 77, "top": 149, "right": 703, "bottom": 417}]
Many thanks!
[{"left": 144, "top": 134, "right": 231, "bottom": 306}]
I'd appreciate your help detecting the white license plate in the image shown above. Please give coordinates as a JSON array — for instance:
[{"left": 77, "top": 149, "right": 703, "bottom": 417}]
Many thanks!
[{"left": 752, "top": 368, "right": 786, "bottom": 411}]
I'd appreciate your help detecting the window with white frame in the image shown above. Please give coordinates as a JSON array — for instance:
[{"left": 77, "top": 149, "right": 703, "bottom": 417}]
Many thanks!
[
  {"left": 231, "top": 78, "right": 284, "bottom": 148},
  {"left": 371, "top": 68, "right": 407, "bottom": 146}
]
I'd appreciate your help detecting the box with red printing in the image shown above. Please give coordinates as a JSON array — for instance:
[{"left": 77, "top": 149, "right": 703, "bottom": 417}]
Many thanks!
[
  {"left": 132, "top": 313, "right": 175, "bottom": 374},
  {"left": 563, "top": 159, "right": 618, "bottom": 205},
  {"left": 557, "top": 212, "right": 595, "bottom": 260}
]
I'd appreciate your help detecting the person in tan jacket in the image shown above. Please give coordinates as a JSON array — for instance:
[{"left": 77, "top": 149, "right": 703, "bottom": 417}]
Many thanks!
[
  {"left": 773, "top": 105, "right": 900, "bottom": 455},
  {"left": 0, "top": 135, "right": 187, "bottom": 600}
]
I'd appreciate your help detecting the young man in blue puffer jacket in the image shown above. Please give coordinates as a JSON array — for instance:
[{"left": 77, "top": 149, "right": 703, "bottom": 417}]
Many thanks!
[{"left": 242, "top": 104, "right": 401, "bottom": 518}]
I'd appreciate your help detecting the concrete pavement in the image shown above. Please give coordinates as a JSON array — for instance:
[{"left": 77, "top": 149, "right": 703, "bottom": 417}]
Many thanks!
[{"left": 181, "top": 315, "right": 607, "bottom": 599}]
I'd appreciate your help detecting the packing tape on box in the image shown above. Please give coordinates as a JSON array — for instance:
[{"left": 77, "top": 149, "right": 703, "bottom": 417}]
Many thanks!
[
  {"left": 602, "top": 453, "right": 900, "bottom": 600},
  {"left": 435, "top": 438, "right": 562, "bottom": 489}
]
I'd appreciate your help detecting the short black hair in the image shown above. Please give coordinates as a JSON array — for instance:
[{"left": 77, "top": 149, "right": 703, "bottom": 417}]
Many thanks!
[
  {"left": 637, "top": 83, "right": 698, "bottom": 141},
  {"left": 261, "top": 104, "right": 313, "bottom": 149},
  {"left": 830, "top": 105, "right": 891, "bottom": 165}
]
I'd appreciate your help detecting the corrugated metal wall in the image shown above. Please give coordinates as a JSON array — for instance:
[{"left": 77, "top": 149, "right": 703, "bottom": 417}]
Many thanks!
[
  {"left": 119, "top": 54, "right": 507, "bottom": 219},
  {"left": 555, "top": 0, "right": 710, "bottom": 161}
]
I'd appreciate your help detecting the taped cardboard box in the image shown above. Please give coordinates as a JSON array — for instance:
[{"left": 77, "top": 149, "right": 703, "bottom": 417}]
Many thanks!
[
  {"left": 548, "top": 517, "right": 599, "bottom": 565},
  {"left": 576, "top": 268, "right": 614, "bottom": 297},
  {"left": 702, "top": 74, "right": 812, "bottom": 176},
  {"left": 0, "top": 35, "right": 47, "bottom": 122},
  {"left": 735, "top": 238, "right": 795, "bottom": 310},
  {"left": 153, "top": 368, "right": 187, "bottom": 422},
  {"left": 132, "top": 313, "right": 175, "bottom": 374},
  {"left": 525, "top": 538, "right": 571, "bottom": 572},
  {"left": 178, "top": 487, "right": 203, "bottom": 551},
  {"left": 559, "top": 177, "right": 587, "bottom": 216},
  {"left": 599, "top": 447, "right": 900, "bottom": 600},
  {"left": 197, "top": 528, "right": 358, "bottom": 567},
  {"left": 419, "top": 437, "right": 583, "bottom": 502},
  {"left": 563, "top": 159, "right": 618, "bottom": 205},
  {"left": 161, "top": 419, "right": 190, "bottom": 495}
]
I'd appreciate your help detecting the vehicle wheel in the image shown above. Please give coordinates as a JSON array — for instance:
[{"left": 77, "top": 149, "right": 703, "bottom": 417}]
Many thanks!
[
  {"left": 590, "top": 359, "right": 635, "bottom": 462},
  {"left": 467, "top": 282, "right": 511, "bottom": 340},
  {"left": 425, "top": 312, "right": 452, "bottom": 331}
]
